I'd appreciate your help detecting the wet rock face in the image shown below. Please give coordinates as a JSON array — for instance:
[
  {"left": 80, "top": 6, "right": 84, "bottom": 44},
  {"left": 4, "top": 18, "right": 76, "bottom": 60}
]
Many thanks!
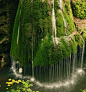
[{"left": 0, "top": 0, "right": 19, "bottom": 66}]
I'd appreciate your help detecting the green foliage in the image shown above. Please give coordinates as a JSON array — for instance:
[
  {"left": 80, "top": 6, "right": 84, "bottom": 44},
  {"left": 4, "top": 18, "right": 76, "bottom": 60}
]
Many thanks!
[
  {"left": 33, "top": 34, "right": 53, "bottom": 66},
  {"left": 6, "top": 79, "right": 39, "bottom": 92},
  {"left": 60, "top": 37, "right": 71, "bottom": 57},
  {"left": 63, "top": 0, "right": 75, "bottom": 34},
  {"left": 56, "top": 11, "right": 64, "bottom": 37},
  {"left": 83, "top": 32, "right": 86, "bottom": 41},
  {"left": 10, "top": 0, "right": 52, "bottom": 66},
  {"left": 69, "top": 37, "right": 77, "bottom": 54},
  {"left": 10, "top": 0, "right": 22, "bottom": 56},
  {"left": 74, "top": 34, "right": 84, "bottom": 47},
  {"left": 71, "top": 0, "right": 86, "bottom": 19},
  {"left": 80, "top": 88, "right": 86, "bottom": 92},
  {"left": 54, "top": 0, "right": 59, "bottom": 13}
]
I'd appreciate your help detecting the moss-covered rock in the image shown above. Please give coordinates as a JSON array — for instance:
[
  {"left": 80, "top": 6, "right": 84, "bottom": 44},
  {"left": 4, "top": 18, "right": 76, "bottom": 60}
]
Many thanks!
[
  {"left": 63, "top": 0, "right": 75, "bottom": 34},
  {"left": 10, "top": 0, "right": 85, "bottom": 67},
  {"left": 71, "top": 0, "right": 86, "bottom": 19},
  {"left": 74, "top": 34, "right": 84, "bottom": 47}
]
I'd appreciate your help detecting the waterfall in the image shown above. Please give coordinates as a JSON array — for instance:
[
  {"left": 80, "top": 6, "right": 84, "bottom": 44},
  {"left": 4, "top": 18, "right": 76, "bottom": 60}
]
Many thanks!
[
  {"left": 72, "top": 53, "right": 76, "bottom": 73},
  {"left": 32, "top": 35, "right": 34, "bottom": 78},
  {"left": 59, "top": 0, "right": 63, "bottom": 10},
  {"left": 81, "top": 42, "right": 85, "bottom": 69},
  {"left": 52, "top": 0, "right": 57, "bottom": 39},
  {"left": 58, "top": 0, "right": 67, "bottom": 33}
]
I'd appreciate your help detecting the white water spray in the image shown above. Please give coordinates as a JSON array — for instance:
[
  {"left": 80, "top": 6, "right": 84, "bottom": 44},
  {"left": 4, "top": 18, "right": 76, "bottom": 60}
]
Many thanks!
[
  {"left": 81, "top": 42, "right": 85, "bottom": 69},
  {"left": 52, "top": 0, "right": 57, "bottom": 43},
  {"left": 73, "top": 53, "right": 76, "bottom": 73}
]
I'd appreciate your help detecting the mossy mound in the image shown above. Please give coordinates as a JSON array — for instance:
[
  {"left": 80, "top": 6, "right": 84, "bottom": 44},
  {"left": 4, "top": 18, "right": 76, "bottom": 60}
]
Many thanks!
[
  {"left": 10, "top": 0, "right": 84, "bottom": 67},
  {"left": 33, "top": 34, "right": 80, "bottom": 67}
]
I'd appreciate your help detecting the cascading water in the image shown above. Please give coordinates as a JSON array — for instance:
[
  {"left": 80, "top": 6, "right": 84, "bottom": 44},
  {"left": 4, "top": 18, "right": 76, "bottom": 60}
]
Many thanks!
[
  {"left": 52, "top": 6, "right": 56, "bottom": 38},
  {"left": 52, "top": 0, "right": 58, "bottom": 45},
  {"left": 58, "top": 0, "right": 67, "bottom": 33},
  {"left": 72, "top": 53, "right": 76, "bottom": 73},
  {"left": 81, "top": 42, "right": 85, "bottom": 69}
]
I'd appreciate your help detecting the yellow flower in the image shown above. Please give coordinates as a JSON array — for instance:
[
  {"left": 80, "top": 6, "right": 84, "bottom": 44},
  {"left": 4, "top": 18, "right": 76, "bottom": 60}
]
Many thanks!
[
  {"left": 16, "top": 82, "right": 19, "bottom": 84},
  {"left": 15, "top": 81, "right": 17, "bottom": 83},
  {"left": 8, "top": 82, "right": 13, "bottom": 85},
  {"left": 12, "top": 79, "right": 15, "bottom": 83},
  {"left": 7, "top": 85, "right": 10, "bottom": 86},
  {"left": 0, "top": 85, "right": 1, "bottom": 87},
  {"left": 6, "top": 82, "right": 9, "bottom": 84},
  {"left": 6, "top": 88, "right": 8, "bottom": 89},
  {"left": 14, "top": 81, "right": 18, "bottom": 83},
  {"left": 8, "top": 78, "right": 11, "bottom": 81},
  {"left": 18, "top": 80, "right": 22, "bottom": 82}
]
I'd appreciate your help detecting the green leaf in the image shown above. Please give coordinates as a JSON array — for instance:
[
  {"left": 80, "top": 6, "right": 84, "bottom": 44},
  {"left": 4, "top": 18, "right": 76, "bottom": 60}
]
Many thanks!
[
  {"left": 28, "top": 84, "right": 33, "bottom": 87},
  {"left": 16, "top": 90, "right": 20, "bottom": 92},
  {"left": 24, "top": 85, "right": 29, "bottom": 88},
  {"left": 27, "top": 88, "right": 32, "bottom": 92},
  {"left": 10, "top": 89, "right": 16, "bottom": 92},
  {"left": 36, "top": 91, "right": 39, "bottom": 92},
  {"left": 19, "top": 87, "right": 23, "bottom": 89},
  {"left": 22, "top": 88, "right": 26, "bottom": 91},
  {"left": 7, "top": 91, "right": 10, "bottom": 92},
  {"left": 22, "top": 80, "right": 24, "bottom": 83},
  {"left": 26, "top": 80, "right": 29, "bottom": 82}
]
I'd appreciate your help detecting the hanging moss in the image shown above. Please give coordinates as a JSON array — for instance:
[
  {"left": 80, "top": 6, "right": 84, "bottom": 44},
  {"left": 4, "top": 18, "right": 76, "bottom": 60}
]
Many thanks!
[
  {"left": 33, "top": 34, "right": 53, "bottom": 66},
  {"left": 74, "top": 34, "right": 84, "bottom": 47},
  {"left": 60, "top": 37, "right": 71, "bottom": 57},
  {"left": 56, "top": 11, "right": 64, "bottom": 37},
  {"left": 71, "top": 37, "right": 77, "bottom": 53},
  {"left": 82, "top": 28, "right": 86, "bottom": 41}
]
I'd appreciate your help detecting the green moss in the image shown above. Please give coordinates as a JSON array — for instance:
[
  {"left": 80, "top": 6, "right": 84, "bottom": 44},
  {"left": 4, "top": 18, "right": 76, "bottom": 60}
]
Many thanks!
[
  {"left": 63, "top": 0, "right": 75, "bottom": 34},
  {"left": 56, "top": 11, "right": 64, "bottom": 37},
  {"left": 83, "top": 32, "right": 86, "bottom": 41},
  {"left": 10, "top": 0, "right": 23, "bottom": 58},
  {"left": 60, "top": 37, "right": 71, "bottom": 57},
  {"left": 70, "top": 37, "right": 77, "bottom": 53},
  {"left": 71, "top": 0, "right": 86, "bottom": 19},
  {"left": 74, "top": 34, "right": 84, "bottom": 48},
  {"left": 33, "top": 34, "right": 53, "bottom": 66},
  {"left": 82, "top": 28, "right": 86, "bottom": 41}
]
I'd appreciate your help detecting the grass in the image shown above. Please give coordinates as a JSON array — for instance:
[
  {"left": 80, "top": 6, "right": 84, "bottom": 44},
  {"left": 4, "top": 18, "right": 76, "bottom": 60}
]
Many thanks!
[{"left": 5, "top": 78, "right": 39, "bottom": 92}]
